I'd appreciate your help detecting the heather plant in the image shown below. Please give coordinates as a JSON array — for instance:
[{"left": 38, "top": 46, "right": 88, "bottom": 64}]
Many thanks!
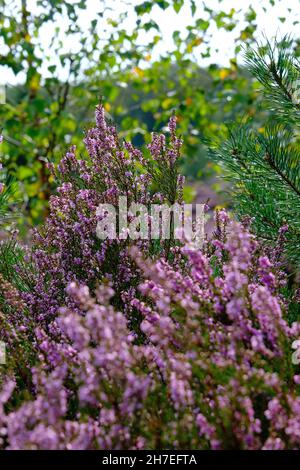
[
  {"left": 25, "top": 105, "right": 184, "bottom": 325},
  {"left": 1, "top": 214, "right": 300, "bottom": 450}
]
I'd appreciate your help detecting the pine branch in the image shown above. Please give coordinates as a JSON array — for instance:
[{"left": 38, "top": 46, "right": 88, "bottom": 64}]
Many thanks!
[
  {"left": 209, "top": 38, "right": 300, "bottom": 268},
  {"left": 265, "top": 151, "right": 300, "bottom": 198},
  {"left": 244, "top": 36, "right": 300, "bottom": 124}
]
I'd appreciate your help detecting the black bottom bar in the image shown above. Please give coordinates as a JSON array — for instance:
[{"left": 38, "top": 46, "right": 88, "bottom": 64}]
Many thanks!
[{"left": 0, "top": 450, "right": 299, "bottom": 466}]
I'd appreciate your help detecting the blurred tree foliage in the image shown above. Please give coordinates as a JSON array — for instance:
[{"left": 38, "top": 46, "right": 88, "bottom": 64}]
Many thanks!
[{"left": 0, "top": 0, "right": 297, "bottom": 228}]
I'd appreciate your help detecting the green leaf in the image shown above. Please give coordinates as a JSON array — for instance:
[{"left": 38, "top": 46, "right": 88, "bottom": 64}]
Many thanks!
[
  {"left": 156, "top": 1, "right": 169, "bottom": 10},
  {"left": 135, "top": 1, "right": 153, "bottom": 15},
  {"left": 196, "top": 18, "right": 210, "bottom": 32},
  {"left": 173, "top": 0, "right": 184, "bottom": 13},
  {"left": 191, "top": 0, "right": 196, "bottom": 16}
]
